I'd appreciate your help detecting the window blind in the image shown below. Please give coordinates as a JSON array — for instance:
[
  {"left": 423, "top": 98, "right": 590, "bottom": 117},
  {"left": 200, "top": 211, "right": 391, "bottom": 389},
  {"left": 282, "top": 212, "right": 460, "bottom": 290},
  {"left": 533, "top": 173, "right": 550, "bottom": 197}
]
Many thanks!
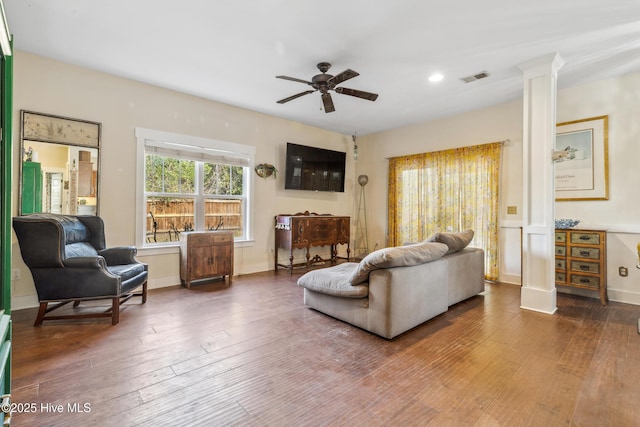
[{"left": 145, "top": 140, "right": 250, "bottom": 167}]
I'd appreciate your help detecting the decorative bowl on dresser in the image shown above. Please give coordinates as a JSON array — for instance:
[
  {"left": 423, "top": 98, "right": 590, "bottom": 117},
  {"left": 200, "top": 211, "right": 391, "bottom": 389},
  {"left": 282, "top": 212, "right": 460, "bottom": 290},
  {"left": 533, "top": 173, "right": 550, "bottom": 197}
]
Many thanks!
[{"left": 554, "top": 228, "right": 607, "bottom": 305}]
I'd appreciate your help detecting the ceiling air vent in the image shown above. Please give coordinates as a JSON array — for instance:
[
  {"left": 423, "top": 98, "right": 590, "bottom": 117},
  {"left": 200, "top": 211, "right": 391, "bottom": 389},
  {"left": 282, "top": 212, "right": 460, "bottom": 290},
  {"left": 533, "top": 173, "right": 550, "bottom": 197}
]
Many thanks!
[{"left": 461, "top": 71, "right": 489, "bottom": 83}]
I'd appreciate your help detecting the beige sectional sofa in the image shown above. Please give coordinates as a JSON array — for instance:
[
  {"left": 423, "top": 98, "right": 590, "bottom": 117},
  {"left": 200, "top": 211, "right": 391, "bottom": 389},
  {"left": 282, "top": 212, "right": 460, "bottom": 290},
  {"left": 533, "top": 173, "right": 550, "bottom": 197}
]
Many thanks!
[{"left": 297, "top": 231, "right": 485, "bottom": 339}]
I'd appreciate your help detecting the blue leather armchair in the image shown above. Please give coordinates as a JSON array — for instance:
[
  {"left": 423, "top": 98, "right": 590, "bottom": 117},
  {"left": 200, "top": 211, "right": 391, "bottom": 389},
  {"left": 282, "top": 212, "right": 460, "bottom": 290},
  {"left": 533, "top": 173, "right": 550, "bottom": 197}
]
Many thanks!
[{"left": 13, "top": 214, "right": 148, "bottom": 326}]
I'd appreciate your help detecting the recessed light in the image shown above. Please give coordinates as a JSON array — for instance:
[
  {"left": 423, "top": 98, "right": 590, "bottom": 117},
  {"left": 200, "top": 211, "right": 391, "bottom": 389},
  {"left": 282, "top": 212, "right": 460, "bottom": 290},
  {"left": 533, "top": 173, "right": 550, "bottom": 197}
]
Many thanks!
[{"left": 428, "top": 73, "right": 444, "bottom": 83}]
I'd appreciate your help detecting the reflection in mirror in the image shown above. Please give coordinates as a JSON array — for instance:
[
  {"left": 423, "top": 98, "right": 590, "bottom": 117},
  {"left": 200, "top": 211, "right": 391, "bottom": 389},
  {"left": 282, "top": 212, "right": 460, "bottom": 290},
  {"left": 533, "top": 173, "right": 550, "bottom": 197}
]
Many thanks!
[
  {"left": 21, "top": 141, "right": 98, "bottom": 215},
  {"left": 19, "top": 111, "right": 100, "bottom": 216}
]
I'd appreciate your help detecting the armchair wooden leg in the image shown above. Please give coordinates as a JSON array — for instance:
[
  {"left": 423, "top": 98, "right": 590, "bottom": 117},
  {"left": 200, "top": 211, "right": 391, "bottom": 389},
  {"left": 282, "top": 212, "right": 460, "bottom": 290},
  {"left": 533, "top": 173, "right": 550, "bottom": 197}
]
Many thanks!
[
  {"left": 111, "top": 297, "right": 120, "bottom": 325},
  {"left": 142, "top": 281, "right": 148, "bottom": 304},
  {"left": 34, "top": 302, "right": 48, "bottom": 327},
  {"left": 73, "top": 300, "right": 81, "bottom": 307}
]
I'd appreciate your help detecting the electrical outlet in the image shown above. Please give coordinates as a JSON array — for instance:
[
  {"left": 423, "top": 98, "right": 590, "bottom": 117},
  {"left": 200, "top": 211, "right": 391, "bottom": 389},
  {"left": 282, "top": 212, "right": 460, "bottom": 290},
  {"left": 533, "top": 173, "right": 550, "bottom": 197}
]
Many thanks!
[
  {"left": 507, "top": 206, "right": 517, "bottom": 215},
  {"left": 619, "top": 266, "right": 628, "bottom": 277}
]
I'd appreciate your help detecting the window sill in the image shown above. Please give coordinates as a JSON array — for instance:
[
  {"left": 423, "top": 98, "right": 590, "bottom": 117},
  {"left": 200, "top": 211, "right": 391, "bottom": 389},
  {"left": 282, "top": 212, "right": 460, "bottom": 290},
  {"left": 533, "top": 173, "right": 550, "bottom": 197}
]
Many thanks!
[{"left": 138, "top": 238, "right": 254, "bottom": 256}]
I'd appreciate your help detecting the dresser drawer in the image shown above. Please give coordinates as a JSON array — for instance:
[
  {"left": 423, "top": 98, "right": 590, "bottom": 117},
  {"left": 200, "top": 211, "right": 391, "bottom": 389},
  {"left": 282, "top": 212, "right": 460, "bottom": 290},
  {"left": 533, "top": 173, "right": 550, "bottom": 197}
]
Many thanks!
[
  {"left": 213, "top": 233, "right": 233, "bottom": 243},
  {"left": 191, "top": 234, "right": 214, "bottom": 246},
  {"left": 555, "top": 259, "right": 566, "bottom": 270},
  {"left": 555, "top": 272, "right": 566, "bottom": 283},
  {"left": 570, "top": 260, "right": 600, "bottom": 274},
  {"left": 190, "top": 232, "right": 233, "bottom": 246},
  {"left": 555, "top": 232, "right": 566, "bottom": 243},
  {"left": 570, "top": 274, "right": 600, "bottom": 289},
  {"left": 570, "top": 232, "right": 600, "bottom": 245},
  {"left": 570, "top": 246, "right": 600, "bottom": 260},
  {"left": 555, "top": 246, "right": 566, "bottom": 256}
]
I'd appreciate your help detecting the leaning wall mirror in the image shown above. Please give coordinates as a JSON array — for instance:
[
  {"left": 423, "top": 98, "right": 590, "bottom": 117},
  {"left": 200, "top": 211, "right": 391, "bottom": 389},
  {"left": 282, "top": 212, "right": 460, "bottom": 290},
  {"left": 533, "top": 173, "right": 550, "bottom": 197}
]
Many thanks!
[{"left": 19, "top": 110, "right": 101, "bottom": 216}]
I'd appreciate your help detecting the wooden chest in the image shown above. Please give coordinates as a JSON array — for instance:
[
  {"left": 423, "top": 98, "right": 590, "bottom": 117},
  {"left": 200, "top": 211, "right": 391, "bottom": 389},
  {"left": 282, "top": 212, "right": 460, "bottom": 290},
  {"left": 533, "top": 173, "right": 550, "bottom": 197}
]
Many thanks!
[{"left": 180, "top": 231, "right": 234, "bottom": 287}]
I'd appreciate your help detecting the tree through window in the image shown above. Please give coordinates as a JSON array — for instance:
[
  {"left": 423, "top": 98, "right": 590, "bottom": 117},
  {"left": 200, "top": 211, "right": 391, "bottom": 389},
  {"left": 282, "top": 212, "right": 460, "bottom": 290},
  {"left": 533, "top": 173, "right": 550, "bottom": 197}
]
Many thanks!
[{"left": 136, "top": 128, "right": 254, "bottom": 247}]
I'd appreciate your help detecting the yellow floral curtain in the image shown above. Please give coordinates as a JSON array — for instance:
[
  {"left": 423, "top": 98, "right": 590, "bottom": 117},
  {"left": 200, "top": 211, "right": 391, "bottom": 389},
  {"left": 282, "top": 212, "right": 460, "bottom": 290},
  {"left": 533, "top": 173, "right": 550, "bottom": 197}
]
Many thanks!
[{"left": 388, "top": 142, "right": 502, "bottom": 281}]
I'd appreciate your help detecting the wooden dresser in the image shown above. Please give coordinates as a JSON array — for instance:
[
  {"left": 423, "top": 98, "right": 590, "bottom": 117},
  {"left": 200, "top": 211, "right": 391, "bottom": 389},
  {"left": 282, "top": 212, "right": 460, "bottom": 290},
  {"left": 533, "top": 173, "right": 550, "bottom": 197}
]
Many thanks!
[
  {"left": 180, "top": 231, "right": 234, "bottom": 287},
  {"left": 554, "top": 229, "right": 607, "bottom": 305},
  {"left": 275, "top": 212, "right": 350, "bottom": 273}
]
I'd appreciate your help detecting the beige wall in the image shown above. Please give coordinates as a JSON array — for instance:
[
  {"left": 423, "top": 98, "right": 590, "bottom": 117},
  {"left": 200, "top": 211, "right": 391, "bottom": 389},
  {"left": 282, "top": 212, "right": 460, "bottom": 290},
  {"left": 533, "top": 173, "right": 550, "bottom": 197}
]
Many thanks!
[
  {"left": 359, "top": 71, "right": 640, "bottom": 305},
  {"left": 11, "top": 50, "right": 640, "bottom": 309},
  {"left": 11, "top": 51, "right": 357, "bottom": 309}
]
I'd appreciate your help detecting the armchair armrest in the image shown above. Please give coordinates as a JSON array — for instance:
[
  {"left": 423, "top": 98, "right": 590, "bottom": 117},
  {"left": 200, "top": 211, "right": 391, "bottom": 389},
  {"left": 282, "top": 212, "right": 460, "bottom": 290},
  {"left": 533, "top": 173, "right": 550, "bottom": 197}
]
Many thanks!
[
  {"left": 99, "top": 246, "right": 138, "bottom": 265},
  {"left": 63, "top": 256, "right": 107, "bottom": 270}
]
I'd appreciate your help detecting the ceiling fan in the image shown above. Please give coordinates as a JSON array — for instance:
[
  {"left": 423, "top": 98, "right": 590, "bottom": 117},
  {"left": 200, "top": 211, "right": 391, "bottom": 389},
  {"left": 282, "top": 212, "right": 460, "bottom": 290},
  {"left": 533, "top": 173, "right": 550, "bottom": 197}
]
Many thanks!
[{"left": 276, "top": 62, "right": 378, "bottom": 113}]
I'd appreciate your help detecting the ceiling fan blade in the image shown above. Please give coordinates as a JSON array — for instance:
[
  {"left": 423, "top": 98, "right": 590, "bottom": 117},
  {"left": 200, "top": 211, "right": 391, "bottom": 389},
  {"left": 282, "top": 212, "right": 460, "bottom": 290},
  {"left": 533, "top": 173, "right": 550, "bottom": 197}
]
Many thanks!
[
  {"left": 277, "top": 90, "right": 315, "bottom": 104},
  {"left": 328, "top": 69, "right": 359, "bottom": 86},
  {"left": 335, "top": 87, "right": 378, "bottom": 101},
  {"left": 321, "top": 92, "right": 335, "bottom": 113},
  {"left": 276, "top": 75, "right": 313, "bottom": 85}
]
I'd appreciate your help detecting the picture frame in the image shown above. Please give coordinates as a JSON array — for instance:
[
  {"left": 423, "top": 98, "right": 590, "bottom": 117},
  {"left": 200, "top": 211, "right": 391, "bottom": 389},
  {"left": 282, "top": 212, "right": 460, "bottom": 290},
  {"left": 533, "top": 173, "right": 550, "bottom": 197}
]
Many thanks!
[
  {"left": 22, "top": 110, "right": 100, "bottom": 148},
  {"left": 555, "top": 115, "right": 609, "bottom": 201}
]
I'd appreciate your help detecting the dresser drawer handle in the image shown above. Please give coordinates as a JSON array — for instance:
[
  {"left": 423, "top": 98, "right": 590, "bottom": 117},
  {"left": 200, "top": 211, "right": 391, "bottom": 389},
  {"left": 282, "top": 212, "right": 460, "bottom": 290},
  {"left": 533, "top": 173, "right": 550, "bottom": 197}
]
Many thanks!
[
  {"left": 580, "top": 251, "right": 590, "bottom": 256},
  {"left": 579, "top": 236, "right": 590, "bottom": 241},
  {"left": 579, "top": 278, "right": 591, "bottom": 283},
  {"left": 579, "top": 265, "right": 590, "bottom": 270}
]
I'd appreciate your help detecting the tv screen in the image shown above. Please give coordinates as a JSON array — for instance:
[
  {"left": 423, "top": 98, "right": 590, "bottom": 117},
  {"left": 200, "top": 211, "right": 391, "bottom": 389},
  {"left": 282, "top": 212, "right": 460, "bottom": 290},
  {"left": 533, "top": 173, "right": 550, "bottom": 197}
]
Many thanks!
[{"left": 285, "top": 143, "right": 346, "bottom": 192}]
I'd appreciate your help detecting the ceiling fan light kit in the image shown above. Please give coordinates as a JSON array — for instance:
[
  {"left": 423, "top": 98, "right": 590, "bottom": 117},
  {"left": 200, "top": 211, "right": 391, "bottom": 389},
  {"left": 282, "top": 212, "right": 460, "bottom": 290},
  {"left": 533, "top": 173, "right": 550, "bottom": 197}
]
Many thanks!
[{"left": 276, "top": 62, "right": 379, "bottom": 113}]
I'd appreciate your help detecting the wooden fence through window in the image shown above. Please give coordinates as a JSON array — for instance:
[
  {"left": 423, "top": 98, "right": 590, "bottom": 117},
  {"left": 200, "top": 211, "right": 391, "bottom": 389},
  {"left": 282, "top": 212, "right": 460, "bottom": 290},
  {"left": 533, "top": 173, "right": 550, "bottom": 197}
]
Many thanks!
[{"left": 146, "top": 199, "right": 242, "bottom": 242}]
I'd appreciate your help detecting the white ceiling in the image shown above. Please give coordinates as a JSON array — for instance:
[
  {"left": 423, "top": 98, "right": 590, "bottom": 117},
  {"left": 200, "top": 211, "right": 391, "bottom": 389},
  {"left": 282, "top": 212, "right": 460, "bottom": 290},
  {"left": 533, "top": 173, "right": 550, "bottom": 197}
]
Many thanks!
[{"left": 4, "top": 1, "right": 640, "bottom": 135}]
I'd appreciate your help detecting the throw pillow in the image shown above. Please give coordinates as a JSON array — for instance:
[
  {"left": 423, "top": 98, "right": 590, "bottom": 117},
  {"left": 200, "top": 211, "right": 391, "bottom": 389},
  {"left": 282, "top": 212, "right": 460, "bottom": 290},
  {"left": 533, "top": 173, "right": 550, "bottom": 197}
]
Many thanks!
[
  {"left": 427, "top": 229, "right": 474, "bottom": 254},
  {"left": 348, "top": 241, "right": 449, "bottom": 286}
]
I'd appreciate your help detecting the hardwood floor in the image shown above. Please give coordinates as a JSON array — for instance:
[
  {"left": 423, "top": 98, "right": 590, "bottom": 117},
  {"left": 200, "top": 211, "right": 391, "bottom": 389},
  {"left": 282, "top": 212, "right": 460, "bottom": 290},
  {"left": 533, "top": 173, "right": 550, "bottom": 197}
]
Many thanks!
[{"left": 9, "top": 272, "right": 640, "bottom": 426}]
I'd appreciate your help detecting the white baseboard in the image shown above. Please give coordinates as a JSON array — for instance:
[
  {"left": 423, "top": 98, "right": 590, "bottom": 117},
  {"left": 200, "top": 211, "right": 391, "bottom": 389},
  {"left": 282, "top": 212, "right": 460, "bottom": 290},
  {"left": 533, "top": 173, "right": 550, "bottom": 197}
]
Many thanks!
[
  {"left": 12, "top": 294, "right": 39, "bottom": 311},
  {"left": 499, "top": 273, "right": 521, "bottom": 286},
  {"left": 11, "top": 276, "right": 183, "bottom": 311},
  {"left": 608, "top": 289, "right": 640, "bottom": 306},
  {"left": 148, "top": 275, "right": 181, "bottom": 289}
]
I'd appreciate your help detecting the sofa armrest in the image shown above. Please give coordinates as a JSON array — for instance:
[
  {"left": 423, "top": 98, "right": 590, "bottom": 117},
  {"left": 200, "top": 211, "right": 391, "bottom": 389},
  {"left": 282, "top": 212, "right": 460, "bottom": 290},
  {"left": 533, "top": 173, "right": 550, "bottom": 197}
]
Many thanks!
[{"left": 99, "top": 247, "right": 138, "bottom": 265}]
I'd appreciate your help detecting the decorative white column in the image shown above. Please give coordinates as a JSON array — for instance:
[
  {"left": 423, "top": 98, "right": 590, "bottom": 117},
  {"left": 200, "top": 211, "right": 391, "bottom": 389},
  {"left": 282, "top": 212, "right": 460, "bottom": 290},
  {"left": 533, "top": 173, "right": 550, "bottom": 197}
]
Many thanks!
[{"left": 518, "top": 53, "right": 564, "bottom": 314}]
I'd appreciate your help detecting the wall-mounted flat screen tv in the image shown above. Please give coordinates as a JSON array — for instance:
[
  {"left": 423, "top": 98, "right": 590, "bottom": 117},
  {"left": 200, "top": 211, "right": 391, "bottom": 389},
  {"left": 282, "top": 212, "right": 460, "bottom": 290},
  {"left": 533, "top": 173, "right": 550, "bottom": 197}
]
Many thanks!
[{"left": 284, "top": 143, "right": 346, "bottom": 192}]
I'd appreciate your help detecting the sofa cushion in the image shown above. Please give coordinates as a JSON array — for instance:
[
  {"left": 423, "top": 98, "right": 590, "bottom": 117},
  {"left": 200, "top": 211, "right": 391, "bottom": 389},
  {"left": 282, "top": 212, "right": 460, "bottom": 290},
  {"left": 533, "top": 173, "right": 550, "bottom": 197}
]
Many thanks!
[
  {"left": 348, "top": 241, "right": 449, "bottom": 286},
  {"left": 297, "top": 263, "right": 369, "bottom": 298},
  {"left": 427, "top": 230, "right": 474, "bottom": 254}
]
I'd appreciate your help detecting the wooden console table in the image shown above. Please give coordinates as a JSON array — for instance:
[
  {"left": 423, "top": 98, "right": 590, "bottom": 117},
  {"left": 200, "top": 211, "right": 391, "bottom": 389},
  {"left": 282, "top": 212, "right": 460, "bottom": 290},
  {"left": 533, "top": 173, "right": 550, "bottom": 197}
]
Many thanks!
[
  {"left": 275, "top": 211, "right": 350, "bottom": 273},
  {"left": 180, "top": 231, "right": 234, "bottom": 287}
]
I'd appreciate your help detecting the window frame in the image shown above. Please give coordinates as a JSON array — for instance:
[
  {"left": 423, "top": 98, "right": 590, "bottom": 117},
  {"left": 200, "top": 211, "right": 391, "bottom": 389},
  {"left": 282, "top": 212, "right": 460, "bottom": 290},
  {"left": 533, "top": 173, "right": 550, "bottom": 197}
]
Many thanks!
[{"left": 135, "top": 127, "right": 255, "bottom": 252}]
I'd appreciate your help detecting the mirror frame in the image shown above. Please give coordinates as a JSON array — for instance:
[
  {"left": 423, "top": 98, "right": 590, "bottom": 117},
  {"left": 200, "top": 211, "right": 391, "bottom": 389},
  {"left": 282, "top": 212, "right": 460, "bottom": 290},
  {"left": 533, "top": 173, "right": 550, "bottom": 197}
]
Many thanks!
[{"left": 19, "top": 110, "right": 101, "bottom": 216}]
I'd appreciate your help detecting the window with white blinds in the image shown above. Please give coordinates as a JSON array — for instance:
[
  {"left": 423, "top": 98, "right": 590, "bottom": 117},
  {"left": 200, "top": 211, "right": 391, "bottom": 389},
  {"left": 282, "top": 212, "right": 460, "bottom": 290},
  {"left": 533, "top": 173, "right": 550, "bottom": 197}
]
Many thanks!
[{"left": 135, "top": 128, "right": 255, "bottom": 248}]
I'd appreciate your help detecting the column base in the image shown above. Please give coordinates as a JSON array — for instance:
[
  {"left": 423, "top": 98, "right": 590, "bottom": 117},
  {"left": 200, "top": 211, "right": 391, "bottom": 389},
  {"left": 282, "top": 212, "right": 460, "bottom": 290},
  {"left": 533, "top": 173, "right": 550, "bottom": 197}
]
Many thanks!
[{"left": 520, "top": 286, "right": 557, "bottom": 314}]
